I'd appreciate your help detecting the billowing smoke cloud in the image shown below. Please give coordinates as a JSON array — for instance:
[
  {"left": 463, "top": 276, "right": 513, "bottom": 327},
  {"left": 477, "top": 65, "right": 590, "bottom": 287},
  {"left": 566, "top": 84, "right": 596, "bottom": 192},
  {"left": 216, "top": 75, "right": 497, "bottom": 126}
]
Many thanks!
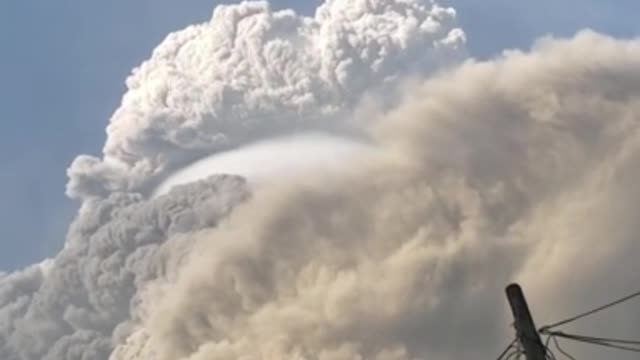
[
  {"left": 1, "top": 176, "right": 248, "bottom": 360},
  {"left": 66, "top": 0, "right": 465, "bottom": 200},
  {"left": 111, "top": 31, "right": 640, "bottom": 360},
  {"left": 0, "top": 0, "right": 466, "bottom": 359},
  {"left": 3, "top": 0, "right": 640, "bottom": 359}
]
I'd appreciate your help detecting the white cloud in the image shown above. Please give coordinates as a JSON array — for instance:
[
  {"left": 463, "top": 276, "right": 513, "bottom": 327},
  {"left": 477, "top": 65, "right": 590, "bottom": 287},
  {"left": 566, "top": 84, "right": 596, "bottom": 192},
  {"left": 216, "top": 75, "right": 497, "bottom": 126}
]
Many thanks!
[{"left": 153, "top": 133, "right": 377, "bottom": 197}]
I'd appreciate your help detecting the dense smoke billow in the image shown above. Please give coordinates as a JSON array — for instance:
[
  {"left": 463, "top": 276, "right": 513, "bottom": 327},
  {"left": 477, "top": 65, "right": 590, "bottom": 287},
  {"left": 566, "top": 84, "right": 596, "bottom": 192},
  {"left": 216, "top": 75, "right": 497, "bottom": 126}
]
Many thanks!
[
  {"left": 112, "top": 31, "right": 640, "bottom": 360},
  {"left": 0, "top": 176, "right": 249, "bottom": 360},
  {"left": 1, "top": 1, "right": 466, "bottom": 359},
  {"left": 2, "top": 0, "right": 640, "bottom": 359},
  {"left": 66, "top": 0, "right": 465, "bottom": 200}
]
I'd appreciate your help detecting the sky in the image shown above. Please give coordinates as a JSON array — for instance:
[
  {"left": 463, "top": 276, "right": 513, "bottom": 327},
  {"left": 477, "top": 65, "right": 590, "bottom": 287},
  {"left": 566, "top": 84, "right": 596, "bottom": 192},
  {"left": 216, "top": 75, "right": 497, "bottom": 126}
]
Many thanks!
[{"left": 0, "top": 0, "right": 638, "bottom": 272}]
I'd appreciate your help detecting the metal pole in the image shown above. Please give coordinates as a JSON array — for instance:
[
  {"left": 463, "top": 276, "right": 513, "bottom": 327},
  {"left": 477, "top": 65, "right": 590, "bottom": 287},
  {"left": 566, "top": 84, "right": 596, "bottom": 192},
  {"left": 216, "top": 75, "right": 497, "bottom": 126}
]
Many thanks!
[{"left": 506, "top": 283, "right": 547, "bottom": 360}]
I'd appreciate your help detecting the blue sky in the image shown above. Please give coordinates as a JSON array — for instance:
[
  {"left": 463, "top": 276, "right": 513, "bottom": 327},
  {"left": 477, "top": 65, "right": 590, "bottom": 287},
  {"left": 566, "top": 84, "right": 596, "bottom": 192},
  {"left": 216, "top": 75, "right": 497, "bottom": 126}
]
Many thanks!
[
  {"left": 447, "top": 0, "right": 640, "bottom": 58},
  {"left": 0, "top": 0, "right": 638, "bottom": 271}
]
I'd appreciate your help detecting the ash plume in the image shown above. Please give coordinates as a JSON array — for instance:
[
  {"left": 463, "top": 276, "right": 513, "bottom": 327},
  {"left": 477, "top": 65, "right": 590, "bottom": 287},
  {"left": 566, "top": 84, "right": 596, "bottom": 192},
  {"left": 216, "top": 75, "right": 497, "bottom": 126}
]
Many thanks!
[
  {"left": 113, "top": 31, "right": 640, "bottom": 360},
  {"left": 0, "top": 0, "right": 465, "bottom": 359},
  {"left": 66, "top": 0, "right": 465, "bottom": 200},
  {"left": 3, "top": 0, "right": 640, "bottom": 359}
]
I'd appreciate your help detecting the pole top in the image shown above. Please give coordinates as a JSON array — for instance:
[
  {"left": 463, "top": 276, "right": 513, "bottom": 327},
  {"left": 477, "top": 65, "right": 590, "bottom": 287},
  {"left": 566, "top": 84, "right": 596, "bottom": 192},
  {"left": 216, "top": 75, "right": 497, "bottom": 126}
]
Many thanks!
[
  {"left": 506, "top": 283, "right": 523, "bottom": 294},
  {"left": 505, "top": 283, "right": 547, "bottom": 360}
]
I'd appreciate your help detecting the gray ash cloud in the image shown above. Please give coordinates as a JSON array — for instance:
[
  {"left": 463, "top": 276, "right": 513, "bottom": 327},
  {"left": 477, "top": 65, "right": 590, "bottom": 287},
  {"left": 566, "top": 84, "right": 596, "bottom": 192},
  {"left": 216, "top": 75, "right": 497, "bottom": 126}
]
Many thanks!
[{"left": 0, "top": 176, "right": 248, "bottom": 360}]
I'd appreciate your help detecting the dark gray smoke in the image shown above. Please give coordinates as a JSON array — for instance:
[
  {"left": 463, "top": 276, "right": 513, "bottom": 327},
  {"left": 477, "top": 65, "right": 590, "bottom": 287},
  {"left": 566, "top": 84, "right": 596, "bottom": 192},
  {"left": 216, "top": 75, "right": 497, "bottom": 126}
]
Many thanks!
[{"left": 0, "top": 176, "right": 248, "bottom": 360}]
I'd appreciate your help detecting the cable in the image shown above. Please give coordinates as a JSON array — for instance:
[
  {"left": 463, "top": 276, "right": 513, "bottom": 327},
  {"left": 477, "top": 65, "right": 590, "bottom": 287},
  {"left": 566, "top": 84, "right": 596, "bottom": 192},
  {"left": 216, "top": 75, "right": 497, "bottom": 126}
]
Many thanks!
[
  {"left": 496, "top": 338, "right": 519, "bottom": 360},
  {"left": 505, "top": 349, "right": 524, "bottom": 360},
  {"left": 542, "top": 331, "right": 640, "bottom": 346},
  {"left": 544, "top": 335, "right": 558, "bottom": 360},
  {"left": 551, "top": 336, "right": 576, "bottom": 360},
  {"left": 551, "top": 332, "right": 640, "bottom": 353},
  {"left": 540, "top": 288, "right": 640, "bottom": 330},
  {"left": 504, "top": 286, "right": 640, "bottom": 359},
  {"left": 576, "top": 335, "right": 640, "bottom": 345}
]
